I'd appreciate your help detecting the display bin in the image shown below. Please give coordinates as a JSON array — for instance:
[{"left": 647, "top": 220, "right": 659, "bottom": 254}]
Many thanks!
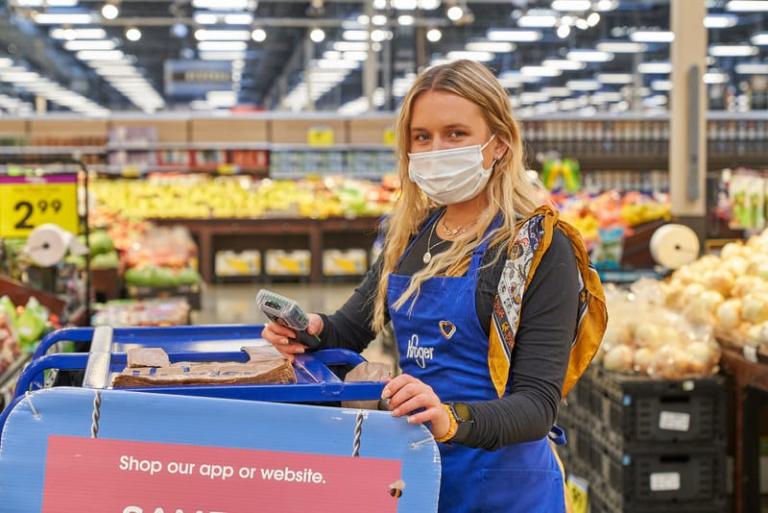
[
  {"left": 586, "top": 367, "right": 728, "bottom": 446},
  {"left": 588, "top": 431, "right": 728, "bottom": 508},
  {"left": 588, "top": 476, "right": 729, "bottom": 513},
  {"left": 556, "top": 407, "right": 593, "bottom": 468}
]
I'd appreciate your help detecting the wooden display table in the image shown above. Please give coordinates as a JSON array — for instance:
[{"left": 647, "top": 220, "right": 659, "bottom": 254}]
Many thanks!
[
  {"left": 150, "top": 216, "right": 382, "bottom": 283},
  {"left": 720, "top": 347, "right": 768, "bottom": 513}
]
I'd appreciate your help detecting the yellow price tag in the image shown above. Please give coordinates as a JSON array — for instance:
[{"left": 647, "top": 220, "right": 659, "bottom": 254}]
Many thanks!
[
  {"left": 0, "top": 175, "right": 79, "bottom": 238},
  {"left": 217, "top": 164, "right": 238, "bottom": 175},
  {"left": 307, "top": 126, "right": 335, "bottom": 146},
  {"left": 566, "top": 476, "right": 589, "bottom": 513},
  {"left": 383, "top": 128, "right": 396, "bottom": 146},
  {"left": 121, "top": 165, "right": 141, "bottom": 178}
]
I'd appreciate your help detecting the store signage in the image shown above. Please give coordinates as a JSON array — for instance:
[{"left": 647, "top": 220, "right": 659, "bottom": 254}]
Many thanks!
[
  {"left": 42, "top": 436, "right": 401, "bottom": 513},
  {"left": 0, "top": 174, "right": 78, "bottom": 238},
  {"left": 165, "top": 60, "right": 233, "bottom": 98},
  {"left": 307, "top": 126, "right": 335, "bottom": 146}
]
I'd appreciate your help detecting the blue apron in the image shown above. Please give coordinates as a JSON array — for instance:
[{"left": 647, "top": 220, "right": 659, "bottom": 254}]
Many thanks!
[{"left": 387, "top": 213, "right": 567, "bottom": 513}]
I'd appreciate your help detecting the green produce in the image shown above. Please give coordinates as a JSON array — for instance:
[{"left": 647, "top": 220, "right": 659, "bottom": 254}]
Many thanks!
[
  {"left": 91, "top": 251, "right": 120, "bottom": 270},
  {"left": 16, "top": 298, "right": 48, "bottom": 349},
  {"left": 83, "top": 231, "right": 115, "bottom": 256}
]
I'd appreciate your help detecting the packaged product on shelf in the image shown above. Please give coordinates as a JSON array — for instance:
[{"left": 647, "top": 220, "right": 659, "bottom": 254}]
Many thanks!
[
  {"left": 215, "top": 250, "right": 262, "bottom": 277},
  {"left": 598, "top": 281, "right": 721, "bottom": 380},
  {"left": 322, "top": 249, "right": 367, "bottom": 276},
  {"left": 265, "top": 249, "right": 311, "bottom": 277}
]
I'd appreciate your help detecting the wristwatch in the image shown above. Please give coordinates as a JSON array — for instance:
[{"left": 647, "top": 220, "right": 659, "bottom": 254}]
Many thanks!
[{"left": 448, "top": 402, "right": 474, "bottom": 426}]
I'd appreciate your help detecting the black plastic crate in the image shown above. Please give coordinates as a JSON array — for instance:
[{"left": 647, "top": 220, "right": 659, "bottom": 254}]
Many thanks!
[
  {"left": 586, "top": 367, "right": 727, "bottom": 445},
  {"left": 589, "top": 474, "right": 729, "bottom": 513},
  {"left": 590, "top": 431, "right": 727, "bottom": 508},
  {"left": 557, "top": 407, "right": 594, "bottom": 471}
]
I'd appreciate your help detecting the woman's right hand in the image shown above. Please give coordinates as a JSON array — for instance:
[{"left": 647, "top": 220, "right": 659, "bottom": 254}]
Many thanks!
[{"left": 262, "top": 314, "right": 324, "bottom": 362}]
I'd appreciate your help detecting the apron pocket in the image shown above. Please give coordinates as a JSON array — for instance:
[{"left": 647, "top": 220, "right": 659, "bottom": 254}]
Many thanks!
[{"left": 480, "top": 468, "right": 566, "bottom": 513}]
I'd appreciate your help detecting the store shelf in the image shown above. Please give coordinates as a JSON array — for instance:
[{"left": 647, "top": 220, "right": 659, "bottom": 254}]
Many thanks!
[
  {"left": 0, "top": 146, "right": 106, "bottom": 155},
  {"left": 149, "top": 216, "right": 381, "bottom": 283}
]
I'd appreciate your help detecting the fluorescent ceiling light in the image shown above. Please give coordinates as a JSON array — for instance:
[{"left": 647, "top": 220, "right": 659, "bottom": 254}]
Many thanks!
[
  {"left": 33, "top": 12, "right": 93, "bottom": 24},
  {"left": 487, "top": 29, "right": 542, "bottom": 42},
  {"left": 752, "top": 32, "right": 768, "bottom": 45},
  {"left": 727, "top": 1, "right": 768, "bottom": 12},
  {"left": 225, "top": 13, "right": 253, "bottom": 24},
  {"left": 596, "top": 41, "right": 647, "bottom": 53},
  {"left": 1, "top": 72, "right": 40, "bottom": 83},
  {"left": 735, "top": 63, "right": 768, "bottom": 74},
  {"left": 199, "top": 51, "right": 247, "bottom": 61},
  {"left": 465, "top": 41, "right": 515, "bottom": 53},
  {"left": 643, "top": 95, "right": 668, "bottom": 107},
  {"left": 64, "top": 39, "right": 116, "bottom": 51},
  {"left": 195, "top": 29, "right": 250, "bottom": 41},
  {"left": 334, "top": 42, "right": 369, "bottom": 52},
  {"left": 567, "top": 79, "right": 600, "bottom": 91},
  {"left": 521, "top": 91, "right": 549, "bottom": 104},
  {"left": 197, "top": 41, "right": 248, "bottom": 52},
  {"left": 0, "top": 58, "right": 13, "bottom": 68},
  {"left": 418, "top": 0, "right": 440, "bottom": 9},
  {"left": 315, "top": 59, "right": 360, "bottom": 69},
  {"left": 709, "top": 44, "right": 758, "bottom": 57},
  {"left": 630, "top": 30, "right": 674, "bottom": 43},
  {"left": 251, "top": 29, "right": 267, "bottom": 42},
  {"left": 704, "top": 14, "right": 738, "bottom": 28},
  {"left": 499, "top": 71, "right": 541, "bottom": 85},
  {"left": 398, "top": 15, "right": 415, "bottom": 26},
  {"left": 592, "top": 92, "right": 622, "bottom": 103},
  {"left": 76, "top": 50, "right": 125, "bottom": 61},
  {"left": 703, "top": 71, "right": 729, "bottom": 84},
  {"left": 543, "top": 58, "right": 585, "bottom": 70},
  {"left": 50, "top": 28, "right": 106, "bottom": 39},
  {"left": 567, "top": 49, "right": 614, "bottom": 62},
  {"left": 518, "top": 11, "right": 558, "bottom": 28},
  {"left": 372, "top": 14, "right": 388, "bottom": 25},
  {"left": 542, "top": 87, "right": 571, "bottom": 97},
  {"left": 206, "top": 90, "right": 237, "bottom": 107},
  {"left": 426, "top": 29, "right": 442, "bottom": 42},
  {"left": 521, "top": 65, "right": 561, "bottom": 77},
  {"left": 651, "top": 80, "right": 673, "bottom": 91},
  {"left": 194, "top": 13, "right": 219, "bottom": 24},
  {"left": 551, "top": 0, "right": 591, "bottom": 11},
  {"left": 193, "top": 0, "right": 248, "bottom": 9},
  {"left": 446, "top": 51, "right": 494, "bottom": 62},
  {"left": 598, "top": 73, "right": 633, "bottom": 84},
  {"left": 343, "top": 30, "right": 369, "bottom": 41},
  {"left": 15, "top": 0, "right": 78, "bottom": 5},
  {"left": 323, "top": 50, "right": 342, "bottom": 60},
  {"left": 370, "top": 29, "right": 391, "bottom": 42},
  {"left": 638, "top": 61, "right": 672, "bottom": 74},
  {"left": 344, "top": 51, "right": 368, "bottom": 61},
  {"left": 393, "top": 0, "right": 418, "bottom": 9}
]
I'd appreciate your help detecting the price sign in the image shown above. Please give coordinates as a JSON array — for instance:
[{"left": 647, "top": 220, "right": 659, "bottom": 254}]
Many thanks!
[
  {"left": 217, "top": 163, "right": 239, "bottom": 175},
  {"left": 0, "top": 174, "right": 78, "bottom": 238},
  {"left": 307, "top": 126, "right": 335, "bottom": 146},
  {"left": 383, "top": 128, "right": 396, "bottom": 146}
]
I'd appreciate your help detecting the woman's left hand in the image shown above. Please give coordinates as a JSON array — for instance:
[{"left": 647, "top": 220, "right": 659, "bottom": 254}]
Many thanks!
[{"left": 382, "top": 374, "right": 451, "bottom": 439}]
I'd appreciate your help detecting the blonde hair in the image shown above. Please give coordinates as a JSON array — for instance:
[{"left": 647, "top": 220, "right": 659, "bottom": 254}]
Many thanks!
[{"left": 371, "top": 59, "right": 540, "bottom": 332}]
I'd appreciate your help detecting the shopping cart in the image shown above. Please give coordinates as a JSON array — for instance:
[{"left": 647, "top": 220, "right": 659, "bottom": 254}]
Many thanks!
[{"left": 0, "top": 325, "right": 440, "bottom": 513}]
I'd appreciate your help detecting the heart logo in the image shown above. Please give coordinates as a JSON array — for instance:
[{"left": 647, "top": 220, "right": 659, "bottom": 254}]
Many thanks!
[{"left": 439, "top": 321, "right": 456, "bottom": 340}]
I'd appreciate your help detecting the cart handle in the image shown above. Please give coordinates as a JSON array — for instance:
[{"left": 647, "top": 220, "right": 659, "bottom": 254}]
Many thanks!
[{"left": 33, "top": 325, "right": 268, "bottom": 361}]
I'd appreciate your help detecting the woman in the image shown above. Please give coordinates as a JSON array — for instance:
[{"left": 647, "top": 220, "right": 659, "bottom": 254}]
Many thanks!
[{"left": 263, "top": 60, "right": 606, "bottom": 513}]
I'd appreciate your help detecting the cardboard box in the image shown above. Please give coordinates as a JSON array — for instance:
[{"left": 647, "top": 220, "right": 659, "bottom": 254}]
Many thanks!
[
  {"left": 191, "top": 118, "right": 268, "bottom": 143},
  {"left": 110, "top": 119, "right": 188, "bottom": 143},
  {"left": 270, "top": 119, "right": 347, "bottom": 145},
  {"left": 348, "top": 118, "right": 396, "bottom": 145},
  {"left": 215, "top": 250, "right": 262, "bottom": 277},
  {"left": 323, "top": 249, "right": 367, "bottom": 276},
  {"left": 265, "top": 249, "right": 311, "bottom": 276}
]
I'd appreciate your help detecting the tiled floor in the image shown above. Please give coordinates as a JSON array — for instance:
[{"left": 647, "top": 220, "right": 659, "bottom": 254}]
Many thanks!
[{"left": 192, "top": 283, "right": 397, "bottom": 368}]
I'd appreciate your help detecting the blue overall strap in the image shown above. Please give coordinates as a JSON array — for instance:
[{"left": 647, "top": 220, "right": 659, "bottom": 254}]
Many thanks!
[{"left": 548, "top": 425, "right": 568, "bottom": 446}]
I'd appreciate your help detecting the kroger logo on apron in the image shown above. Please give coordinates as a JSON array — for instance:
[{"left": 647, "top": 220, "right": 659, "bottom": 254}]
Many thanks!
[{"left": 405, "top": 334, "right": 434, "bottom": 369}]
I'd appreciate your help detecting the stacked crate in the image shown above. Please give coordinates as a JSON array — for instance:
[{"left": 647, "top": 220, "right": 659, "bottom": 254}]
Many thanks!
[{"left": 558, "top": 367, "right": 729, "bottom": 513}]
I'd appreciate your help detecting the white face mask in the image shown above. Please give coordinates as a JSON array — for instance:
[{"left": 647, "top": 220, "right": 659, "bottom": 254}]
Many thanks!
[{"left": 408, "top": 135, "right": 496, "bottom": 206}]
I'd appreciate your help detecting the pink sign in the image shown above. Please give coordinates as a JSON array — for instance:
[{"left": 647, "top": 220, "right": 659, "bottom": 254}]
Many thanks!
[{"left": 42, "top": 436, "right": 402, "bottom": 513}]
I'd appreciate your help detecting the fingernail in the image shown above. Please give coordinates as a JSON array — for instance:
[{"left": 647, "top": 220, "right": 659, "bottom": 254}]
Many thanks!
[
  {"left": 299, "top": 347, "right": 305, "bottom": 353},
  {"left": 406, "top": 416, "right": 414, "bottom": 424},
  {"left": 381, "top": 389, "right": 390, "bottom": 399}
]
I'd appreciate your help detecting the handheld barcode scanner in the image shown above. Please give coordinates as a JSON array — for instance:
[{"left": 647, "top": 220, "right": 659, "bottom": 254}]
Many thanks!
[{"left": 256, "top": 289, "right": 323, "bottom": 350}]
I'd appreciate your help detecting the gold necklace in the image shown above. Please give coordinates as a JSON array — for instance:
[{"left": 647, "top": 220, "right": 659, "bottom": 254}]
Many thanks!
[{"left": 440, "top": 216, "right": 478, "bottom": 238}]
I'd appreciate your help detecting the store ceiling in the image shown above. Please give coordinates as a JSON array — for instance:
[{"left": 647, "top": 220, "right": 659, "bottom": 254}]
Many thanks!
[{"left": 0, "top": 0, "right": 766, "bottom": 116}]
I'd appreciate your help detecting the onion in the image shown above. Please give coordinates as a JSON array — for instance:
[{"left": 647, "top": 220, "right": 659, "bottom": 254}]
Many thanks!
[
  {"left": 742, "top": 294, "right": 768, "bottom": 324},
  {"left": 721, "top": 242, "right": 746, "bottom": 260},
  {"left": 633, "top": 347, "right": 654, "bottom": 374},
  {"left": 603, "top": 345, "right": 634, "bottom": 373},
  {"left": 717, "top": 299, "right": 742, "bottom": 330}
]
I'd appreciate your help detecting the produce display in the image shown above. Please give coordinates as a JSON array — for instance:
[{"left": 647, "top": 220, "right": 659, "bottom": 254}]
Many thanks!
[
  {"left": 0, "top": 312, "right": 20, "bottom": 377},
  {"left": 598, "top": 281, "right": 721, "bottom": 380},
  {"left": 0, "top": 296, "right": 54, "bottom": 354},
  {"left": 555, "top": 190, "right": 671, "bottom": 250},
  {"left": 122, "top": 226, "right": 201, "bottom": 289},
  {"left": 92, "top": 298, "right": 190, "bottom": 327},
  {"left": 91, "top": 175, "right": 399, "bottom": 221},
  {"left": 660, "top": 228, "right": 768, "bottom": 350}
]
